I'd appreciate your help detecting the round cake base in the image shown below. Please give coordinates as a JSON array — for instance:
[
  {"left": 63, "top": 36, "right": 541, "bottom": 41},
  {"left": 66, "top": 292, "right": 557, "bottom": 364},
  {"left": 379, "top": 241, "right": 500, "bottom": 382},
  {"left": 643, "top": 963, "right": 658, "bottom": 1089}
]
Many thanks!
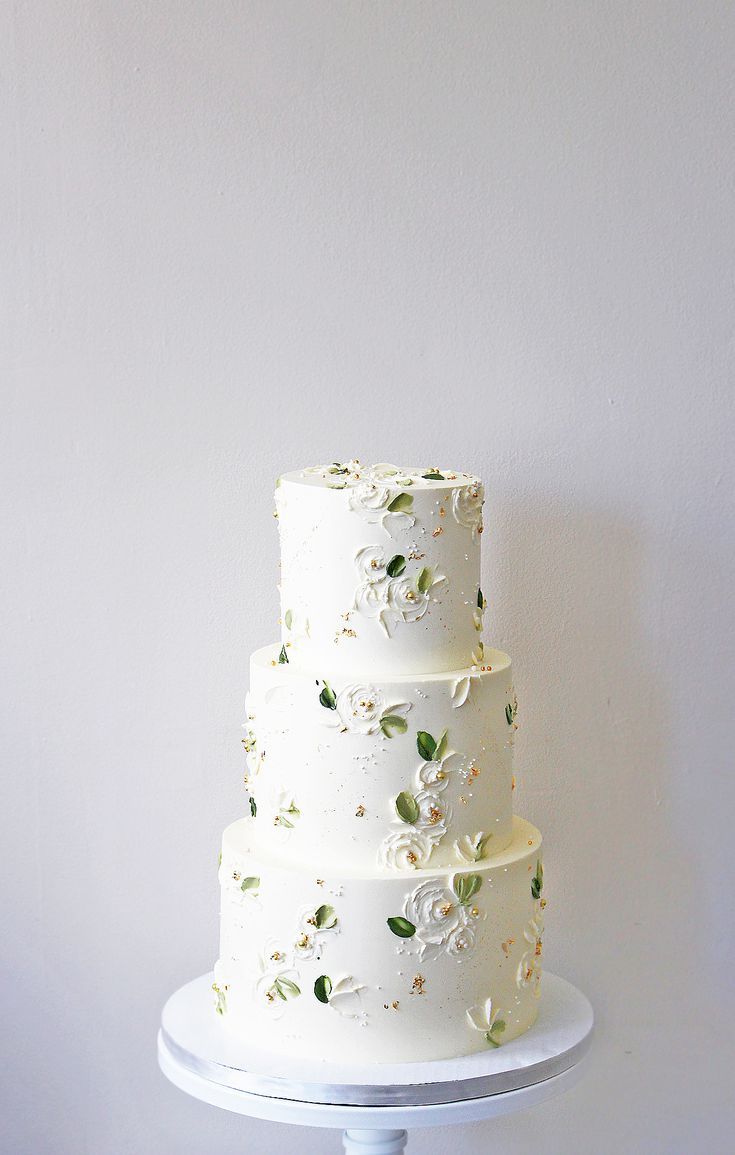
[{"left": 158, "top": 971, "right": 593, "bottom": 1126}]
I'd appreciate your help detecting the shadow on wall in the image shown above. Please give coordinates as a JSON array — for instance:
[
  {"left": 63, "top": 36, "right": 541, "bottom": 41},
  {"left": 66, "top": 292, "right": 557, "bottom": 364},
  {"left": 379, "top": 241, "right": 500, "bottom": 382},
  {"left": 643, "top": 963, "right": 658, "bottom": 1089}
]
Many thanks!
[{"left": 491, "top": 491, "right": 702, "bottom": 1027}]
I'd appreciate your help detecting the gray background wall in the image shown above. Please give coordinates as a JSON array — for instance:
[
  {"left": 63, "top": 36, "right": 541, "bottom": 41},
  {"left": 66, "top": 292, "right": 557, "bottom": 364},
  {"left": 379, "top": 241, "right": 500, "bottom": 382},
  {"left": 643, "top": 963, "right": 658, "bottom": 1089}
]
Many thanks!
[{"left": 3, "top": 2, "right": 734, "bottom": 1152}]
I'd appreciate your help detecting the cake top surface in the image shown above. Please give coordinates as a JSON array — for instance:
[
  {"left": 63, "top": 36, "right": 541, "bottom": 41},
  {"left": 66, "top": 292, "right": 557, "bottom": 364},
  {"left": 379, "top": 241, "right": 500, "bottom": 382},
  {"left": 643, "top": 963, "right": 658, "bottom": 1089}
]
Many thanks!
[{"left": 278, "top": 461, "right": 481, "bottom": 491}]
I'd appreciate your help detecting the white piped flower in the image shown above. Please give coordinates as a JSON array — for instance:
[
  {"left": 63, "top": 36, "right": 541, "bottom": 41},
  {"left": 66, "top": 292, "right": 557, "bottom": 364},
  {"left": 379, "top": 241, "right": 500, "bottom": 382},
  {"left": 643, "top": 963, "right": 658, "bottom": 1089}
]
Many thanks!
[
  {"left": 453, "top": 832, "right": 491, "bottom": 863},
  {"left": 377, "top": 829, "right": 433, "bottom": 870},
  {"left": 414, "top": 789, "right": 452, "bottom": 840},
  {"left": 354, "top": 546, "right": 389, "bottom": 584},
  {"left": 516, "top": 913, "right": 543, "bottom": 996},
  {"left": 329, "top": 975, "right": 366, "bottom": 1018},
  {"left": 349, "top": 480, "right": 395, "bottom": 520},
  {"left": 447, "top": 923, "right": 477, "bottom": 959},
  {"left": 452, "top": 482, "right": 484, "bottom": 537}
]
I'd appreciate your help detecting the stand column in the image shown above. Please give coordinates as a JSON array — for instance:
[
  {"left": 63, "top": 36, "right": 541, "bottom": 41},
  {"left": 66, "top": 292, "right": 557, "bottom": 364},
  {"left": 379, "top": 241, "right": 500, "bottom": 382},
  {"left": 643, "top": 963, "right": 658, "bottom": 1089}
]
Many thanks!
[{"left": 343, "top": 1129, "right": 408, "bottom": 1155}]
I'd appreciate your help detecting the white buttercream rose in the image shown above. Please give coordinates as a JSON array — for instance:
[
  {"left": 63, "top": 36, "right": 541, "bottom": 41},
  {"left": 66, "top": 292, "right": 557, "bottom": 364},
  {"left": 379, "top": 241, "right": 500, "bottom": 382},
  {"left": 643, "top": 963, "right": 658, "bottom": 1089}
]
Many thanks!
[
  {"left": 404, "top": 881, "right": 463, "bottom": 945},
  {"left": 452, "top": 482, "right": 485, "bottom": 537},
  {"left": 335, "top": 684, "right": 387, "bottom": 734},
  {"left": 354, "top": 545, "right": 389, "bottom": 584},
  {"left": 349, "top": 480, "right": 394, "bottom": 520},
  {"left": 386, "top": 576, "right": 430, "bottom": 623},
  {"left": 447, "top": 923, "right": 477, "bottom": 960},
  {"left": 328, "top": 976, "right": 366, "bottom": 1018},
  {"left": 378, "top": 829, "right": 433, "bottom": 870},
  {"left": 414, "top": 789, "right": 452, "bottom": 839},
  {"left": 516, "top": 913, "right": 543, "bottom": 995}
]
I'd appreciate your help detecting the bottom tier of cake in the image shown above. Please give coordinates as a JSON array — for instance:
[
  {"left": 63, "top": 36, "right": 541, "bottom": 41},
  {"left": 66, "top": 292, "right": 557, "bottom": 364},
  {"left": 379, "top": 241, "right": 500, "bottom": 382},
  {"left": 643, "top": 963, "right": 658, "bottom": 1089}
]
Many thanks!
[{"left": 214, "top": 815, "right": 545, "bottom": 1063}]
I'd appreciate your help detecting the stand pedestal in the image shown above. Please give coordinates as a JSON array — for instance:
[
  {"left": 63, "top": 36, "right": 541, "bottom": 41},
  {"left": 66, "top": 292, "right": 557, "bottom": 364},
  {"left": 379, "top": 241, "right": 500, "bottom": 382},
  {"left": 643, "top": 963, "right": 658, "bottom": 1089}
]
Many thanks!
[{"left": 158, "top": 972, "right": 593, "bottom": 1153}]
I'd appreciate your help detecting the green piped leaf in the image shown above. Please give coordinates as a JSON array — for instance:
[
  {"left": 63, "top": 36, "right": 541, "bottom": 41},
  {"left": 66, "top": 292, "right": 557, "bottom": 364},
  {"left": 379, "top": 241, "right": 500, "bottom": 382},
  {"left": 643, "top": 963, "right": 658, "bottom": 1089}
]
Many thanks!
[
  {"left": 395, "top": 791, "right": 420, "bottom": 824},
  {"left": 485, "top": 1020, "right": 506, "bottom": 1047},
  {"left": 386, "top": 554, "right": 406, "bottom": 578},
  {"left": 284, "top": 609, "right": 293, "bottom": 630},
  {"left": 240, "top": 876, "right": 260, "bottom": 892},
  {"left": 477, "top": 587, "right": 485, "bottom": 609},
  {"left": 380, "top": 713, "right": 408, "bottom": 738},
  {"left": 278, "top": 644, "right": 289, "bottom": 664},
  {"left": 387, "top": 916, "right": 416, "bottom": 939},
  {"left": 453, "top": 873, "right": 482, "bottom": 906},
  {"left": 505, "top": 702, "right": 517, "bottom": 726},
  {"left": 387, "top": 492, "right": 414, "bottom": 514},
  {"left": 422, "top": 470, "right": 445, "bottom": 480},
  {"left": 249, "top": 796, "right": 257, "bottom": 818},
  {"left": 531, "top": 860, "right": 544, "bottom": 900},
  {"left": 314, "top": 975, "right": 332, "bottom": 1003},
  {"left": 417, "top": 566, "right": 433, "bottom": 593},
  {"left": 319, "top": 682, "right": 337, "bottom": 710},
  {"left": 417, "top": 731, "right": 437, "bottom": 761},
  {"left": 314, "top": 904, "right": 337, "bottom": 929},
  {"left": 435, "top": 729, "right": 449, "bottom": 760},
  {"left": 274, "top": 977, "right": 300, "bottom": 1000}
]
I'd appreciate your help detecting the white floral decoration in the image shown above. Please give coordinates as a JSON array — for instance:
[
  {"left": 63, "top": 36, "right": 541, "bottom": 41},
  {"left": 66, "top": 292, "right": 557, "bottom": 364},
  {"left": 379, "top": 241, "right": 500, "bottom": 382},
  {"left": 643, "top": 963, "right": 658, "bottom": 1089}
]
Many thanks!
[
  {"left": 453, "top": 832, "right": 491, "bottom": 864},
  {"left": 328, "top": 975, "right": 367, "bottom": 1018},
  {"left": 516, "top": 911, "right": 543, "bottom": 996},
  {"left": 348, "top": 480, "right": 396, "bottom": 520},
  {"left": 452, "top": 481, "right": 484, "bottom": 538},
  {"left": 401, "top": 878, "right": 483, "bottom": 962},
  {"left": 415, "top": 748, "right": 467, "bottom": 793},
  {"left": 466, "top": 996, "right": 507, "bottom": 1046},
  {"left": 218, "top": 859, "right": 262, "bottom": 910},
  {"left": 377, "top": 829, "right": 433, "bottom": 870},
  {"left": 293, "top": 902, "right": 340, "bottom": 960},
  {"left": 330, "top": 685, "right": 411, "bottom": 735},
  {"left": 254, "top": 940, "right": 301, "bottom": 1016}
]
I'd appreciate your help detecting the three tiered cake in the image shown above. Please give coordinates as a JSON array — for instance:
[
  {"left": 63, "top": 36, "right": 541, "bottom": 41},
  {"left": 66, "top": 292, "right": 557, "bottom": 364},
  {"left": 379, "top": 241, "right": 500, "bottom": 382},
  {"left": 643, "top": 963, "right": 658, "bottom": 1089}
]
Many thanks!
[{"left": 213, "top": 462, "right": 545, "bottom": 1063}]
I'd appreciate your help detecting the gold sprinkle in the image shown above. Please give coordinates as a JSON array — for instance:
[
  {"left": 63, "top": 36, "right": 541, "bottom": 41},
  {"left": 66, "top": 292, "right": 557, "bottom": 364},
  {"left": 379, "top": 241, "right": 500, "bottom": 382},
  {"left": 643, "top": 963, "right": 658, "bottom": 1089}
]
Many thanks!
[
  {"left": 406, "top": 851, "right": 417, "bottom": 864},
  {"left": 511, "top": 776, "right": 516, "bottom": 791},
  {"left": 439, "top": 506, "right": 446, "bottom": 517},
  {"left": 470, "top": 906, "right": 480, "bottom": 917},
  {"left": 271, "top": 951, "right": 282, "bottom": 961},
  {"left": 392, "top": 1000, "right": 400, "bottom": 1010},
  {"left": 296, "top": 933, "right": 310, "bottom": 949},
  {"left": 428, "top": 806, "right": 443, "bottom": 825},
  {"left": 232, "top": 871, "right": 241, "bottom": 881},
  {"left": 528, "top": 840, "right": 534, "bottom": 846},
  {"left": 440, "top": 903, "right": 453, "bottom": 916},
  {"left": 432, "top": 526, "right": 443, "bottom": 537},
  {"left": 412, "top": 975, "right": 426, "bottom": 995},
  {"left": 355, "top": 804, "right": 366, "bottom": 818},
  {"left": 459, "top": 795, "right": 468, "bottom": 805},
  {"left": 316, "top": 879, "right": 325, "bottom": 886}
]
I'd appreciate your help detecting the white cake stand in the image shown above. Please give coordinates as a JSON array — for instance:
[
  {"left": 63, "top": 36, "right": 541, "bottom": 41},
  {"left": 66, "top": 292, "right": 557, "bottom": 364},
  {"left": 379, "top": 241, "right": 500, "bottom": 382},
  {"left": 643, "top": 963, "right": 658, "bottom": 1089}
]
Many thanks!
[{"left": 158, "top": 972, "right": 593, "bottom": 1154}]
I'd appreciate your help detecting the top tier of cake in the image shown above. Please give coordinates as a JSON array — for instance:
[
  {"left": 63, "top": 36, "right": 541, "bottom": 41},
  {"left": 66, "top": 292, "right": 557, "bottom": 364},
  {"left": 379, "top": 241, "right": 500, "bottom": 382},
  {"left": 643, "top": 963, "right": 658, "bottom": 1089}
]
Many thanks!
[{"left": 275, "top": 462, "right": 486, "bottom": 676}]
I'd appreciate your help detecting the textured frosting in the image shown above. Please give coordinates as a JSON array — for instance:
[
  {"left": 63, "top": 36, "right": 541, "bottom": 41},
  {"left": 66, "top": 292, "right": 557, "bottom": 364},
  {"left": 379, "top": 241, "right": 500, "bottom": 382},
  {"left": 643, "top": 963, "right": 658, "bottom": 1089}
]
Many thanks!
[
  {"left": 244, "top": 644, "right": 516, "bottom": 871},
  {"left": 216, "top": 815, "right": 543, "bottom": 1063},
  {"left": 275, "top": 462, "right": 486, "bottom": 676}
]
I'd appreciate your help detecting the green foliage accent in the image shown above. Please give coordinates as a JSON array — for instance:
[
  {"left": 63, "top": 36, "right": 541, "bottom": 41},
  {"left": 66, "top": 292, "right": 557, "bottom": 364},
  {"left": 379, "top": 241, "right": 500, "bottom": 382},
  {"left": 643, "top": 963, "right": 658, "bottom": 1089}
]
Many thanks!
[
  {"left": 422, "top": 470, "right": 445, "bottom": 480},
  {"left": 435, "top": 729, "right": 449, "bottom": 760},
  {"left": 274, "top": 977, "right": 300, "bottom": 1000},
  {"left": 314, "top": 975, "right": 332, "bottom": 1003},
  {"left": 387, "top": 492, "right": 414, "bottom": 514},
  {"left": 328, "top": 463, "right": 349, "bottom": 475},
  {"left": 278, "top": 645, "right": 289, "bottom": 664},
  {"left": 387, "top": 916, "right": 416, "bottom": 938},
  {"left": 319, "top": 682, "right": 337, "bottom": 710},
  {"left": 240, "top": 876, "right": 260, "bottom": 892},
  {"left": 314, "top": 904, "right": 338, "bottom": 929},
  {"left": 278, "top": 804, "right": 300, "bottom": 829},
  {"left": 395, "top": 791, "right": 420, "bottom": 824},
  {"left": 505, "top": 700, "right": 517, "bottom": 726},
  {"left": 531, "top": 860, "right": 544, "bottom": 900},
  {"left": 386, "top": 554, "right": 406, "bottom": 578},
  {"left": 416, "top": 731, "right": 437, "bottom": 760},
  {"left": 417, "top": 566, "right": 433, "bottom": 593},
  {"left": 453, "top": 873, "right": 483, "bottom": 906},
  {"left": 477, "top": 587, "right": 484, "bottom": 609},
  {"left": 284, "top": 609, "right": 293, "bottom": 630},
  {"left": 485, "top": 1020, "right": 506, "bottom": 1047},
  {"left": 380, "top": 713, "right": 408, "bottom": 738},
  {"left": 249, "top": 796, "right": 257, "bottom": 818}
]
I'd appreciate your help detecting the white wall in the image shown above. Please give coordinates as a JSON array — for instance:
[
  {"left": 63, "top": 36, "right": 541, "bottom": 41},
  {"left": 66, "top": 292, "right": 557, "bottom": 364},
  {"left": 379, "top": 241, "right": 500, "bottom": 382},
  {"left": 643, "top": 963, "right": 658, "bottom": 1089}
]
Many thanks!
[{"left": 3, "top": 2, "right": 734, "bottom": 1152}]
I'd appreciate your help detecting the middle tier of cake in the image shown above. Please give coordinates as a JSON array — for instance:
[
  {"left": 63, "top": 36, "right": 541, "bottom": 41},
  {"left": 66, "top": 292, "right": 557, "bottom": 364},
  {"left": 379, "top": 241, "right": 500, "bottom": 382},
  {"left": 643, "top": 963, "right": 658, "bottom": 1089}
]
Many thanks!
[{"left": 244, "top": 645, "right": 517, "bottom": 871}]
